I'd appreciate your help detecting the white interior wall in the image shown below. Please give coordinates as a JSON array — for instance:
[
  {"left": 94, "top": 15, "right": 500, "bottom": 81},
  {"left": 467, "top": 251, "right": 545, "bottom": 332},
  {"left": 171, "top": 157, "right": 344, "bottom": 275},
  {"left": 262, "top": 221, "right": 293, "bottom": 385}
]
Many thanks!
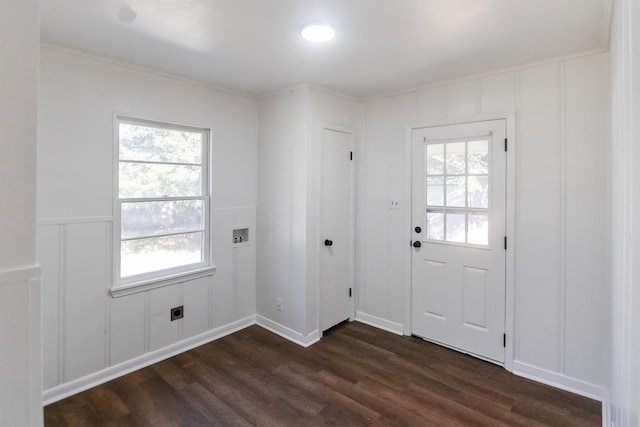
[
  {"left": 0, "top": 2, "right": 42, "bottom": 426},
  {"left": 356, "top": 53, "right": 611, "bottom": 399},
  {"left": 256, "top": 86, "right": 362, "bottom": 343},
  {"left": 610, "top": 0, "right": 640, "bottom": 424},
  {"left": 37, "top": 47, "right": 258, "bottom": 402},
  {"left": 33, "top": 41, "right": 615, "bottom": 417}
]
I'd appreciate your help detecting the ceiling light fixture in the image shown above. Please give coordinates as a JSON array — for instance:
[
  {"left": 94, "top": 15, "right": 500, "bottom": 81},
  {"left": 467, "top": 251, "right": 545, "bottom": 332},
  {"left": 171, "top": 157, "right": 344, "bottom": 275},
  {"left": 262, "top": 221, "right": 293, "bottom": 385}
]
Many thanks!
[{"left": 301, "top": 24, "right": 335, "bottom": 42}]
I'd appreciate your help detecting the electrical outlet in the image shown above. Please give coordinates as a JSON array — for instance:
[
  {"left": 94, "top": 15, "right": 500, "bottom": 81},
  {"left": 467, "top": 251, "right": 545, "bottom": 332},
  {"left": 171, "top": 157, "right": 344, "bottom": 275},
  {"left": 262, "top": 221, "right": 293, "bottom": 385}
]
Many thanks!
[
  {"left": 276, "top": 298, "right": 283, "bottom": 312},
  {"left": 389, "top": 199, "right": 400, "bottom": 209},
  {"left": 170, "top": 306, "right": 184, "bottom": 321}
]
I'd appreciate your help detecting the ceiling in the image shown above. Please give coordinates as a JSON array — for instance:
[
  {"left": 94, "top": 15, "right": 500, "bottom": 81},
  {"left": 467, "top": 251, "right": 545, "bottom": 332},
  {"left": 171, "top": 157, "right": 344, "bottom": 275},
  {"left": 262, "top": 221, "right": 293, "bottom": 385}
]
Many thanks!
[{"left": 40, "top": 0, "right": 611, "bottom": 98}]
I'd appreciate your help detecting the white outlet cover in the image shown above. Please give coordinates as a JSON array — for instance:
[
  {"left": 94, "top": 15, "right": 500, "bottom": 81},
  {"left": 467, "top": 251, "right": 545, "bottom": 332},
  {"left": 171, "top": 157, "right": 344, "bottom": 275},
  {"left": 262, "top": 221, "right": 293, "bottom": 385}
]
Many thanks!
[{"left": 389, "top": 199, "right": 400, "bottom": 209}]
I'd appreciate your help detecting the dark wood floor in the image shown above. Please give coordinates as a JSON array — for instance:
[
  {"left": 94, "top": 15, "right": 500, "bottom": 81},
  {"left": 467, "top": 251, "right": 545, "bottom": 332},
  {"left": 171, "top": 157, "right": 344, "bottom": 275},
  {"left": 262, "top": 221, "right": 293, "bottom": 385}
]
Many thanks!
[{"left": 45, "top": 321, "right": 601, "bottom": 426}]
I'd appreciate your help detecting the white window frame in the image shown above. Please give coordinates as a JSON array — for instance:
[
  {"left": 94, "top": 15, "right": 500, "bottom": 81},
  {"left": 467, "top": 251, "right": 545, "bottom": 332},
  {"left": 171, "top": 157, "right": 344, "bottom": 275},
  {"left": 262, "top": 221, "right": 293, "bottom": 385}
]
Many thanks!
[
  {"left": 424, "top": 136, "right": 492, "bottom": 249},
  {"left": 111, "top": 115, "right": 214, "bottom": 297}
]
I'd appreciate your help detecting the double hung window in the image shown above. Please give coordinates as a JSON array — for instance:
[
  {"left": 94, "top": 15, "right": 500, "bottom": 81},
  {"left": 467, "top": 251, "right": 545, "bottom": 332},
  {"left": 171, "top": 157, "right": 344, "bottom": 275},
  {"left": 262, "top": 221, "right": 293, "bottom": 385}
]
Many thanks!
[{"left": 114, "top": 116, "right": 211, "bottom": 290}]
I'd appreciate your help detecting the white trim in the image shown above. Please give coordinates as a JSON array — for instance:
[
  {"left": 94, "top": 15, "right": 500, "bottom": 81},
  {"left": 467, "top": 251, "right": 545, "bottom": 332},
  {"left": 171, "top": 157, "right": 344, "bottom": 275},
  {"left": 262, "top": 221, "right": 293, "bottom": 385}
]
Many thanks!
[
  {"left": 109, "top": 267, "right": 216, "bottom": 298},
  {"left": 40, "top": 43, "right": 256, "bottom": 100},
  {"left": 37, "top": 216, "right": 113, "bottom": 226},
  {"left": 112, "top": 114, "right": 213, "bottom": 290},
  {"left": 365, "top": 48, "right": 609, "bottom": 101},
  {"left": 43, "top": 315, "right": 256, "bottom": 405},
  {"left": 355, "top": 311, "right": 404, "bottom": 336},
  {"left": 512, "top": 360, "right": 610, "bottom": 427},
  {"left": 0, "top": 264, "right": 40, "bottom": 287},
  {"left": 256, "top": 315, "right": 320, "bottom": 347},
  {"left": 259, "top": 83, "right": 358, "bottom": 102}
]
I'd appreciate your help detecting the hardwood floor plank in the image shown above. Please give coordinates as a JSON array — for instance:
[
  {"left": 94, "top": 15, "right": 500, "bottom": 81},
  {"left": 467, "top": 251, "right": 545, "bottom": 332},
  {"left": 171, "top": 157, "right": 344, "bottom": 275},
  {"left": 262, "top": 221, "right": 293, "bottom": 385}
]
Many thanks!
[{"left": 45, "top": 322, "right": 601, "bottom": 426}]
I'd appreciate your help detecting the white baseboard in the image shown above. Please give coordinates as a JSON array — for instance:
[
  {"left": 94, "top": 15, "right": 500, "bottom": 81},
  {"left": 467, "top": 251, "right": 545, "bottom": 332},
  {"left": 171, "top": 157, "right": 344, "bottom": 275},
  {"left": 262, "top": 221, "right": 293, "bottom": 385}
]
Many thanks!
[
  {"left": 255, "top": 315, "right": 320, "bottom": 347},
  {"left": 355, "top": 311, "right": 404, "bottom": 335},
  {"left": 43, "top": 315, "right": 256, "bottom": 405},
  {"left": 512, "top": 360, "right": 610, "bottom": 427}
]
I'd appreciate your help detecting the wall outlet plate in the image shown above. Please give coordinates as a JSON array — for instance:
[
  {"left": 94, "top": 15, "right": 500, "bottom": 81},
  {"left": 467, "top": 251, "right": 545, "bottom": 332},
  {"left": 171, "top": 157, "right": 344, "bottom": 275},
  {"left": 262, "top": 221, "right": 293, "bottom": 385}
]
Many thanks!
[{"left": 170, "top": 306, "right": 184, "bottom": 321}]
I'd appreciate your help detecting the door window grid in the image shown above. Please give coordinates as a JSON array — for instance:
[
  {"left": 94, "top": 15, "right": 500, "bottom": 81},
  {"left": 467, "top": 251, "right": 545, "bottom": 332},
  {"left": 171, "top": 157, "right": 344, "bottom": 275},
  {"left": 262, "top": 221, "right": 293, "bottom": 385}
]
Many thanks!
[{"left": 425, "top": 139, "right": 490, "bottom": 246}]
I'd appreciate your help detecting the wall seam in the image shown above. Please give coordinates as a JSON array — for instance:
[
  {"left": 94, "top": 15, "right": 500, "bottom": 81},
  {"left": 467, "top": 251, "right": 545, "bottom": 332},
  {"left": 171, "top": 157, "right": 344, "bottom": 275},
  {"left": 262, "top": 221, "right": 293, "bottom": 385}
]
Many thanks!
[
  {"left": 57, "top": 224, "right": 65, "bottom": 386},
  {"left": 104, "top": 222, "right": 111, "bottom": 368},
  {"left": 514, "top": 70, "right": 522, "bottom": 362},
  {"left": 558, "top": 61, "right": 568, "bottom": 374}
]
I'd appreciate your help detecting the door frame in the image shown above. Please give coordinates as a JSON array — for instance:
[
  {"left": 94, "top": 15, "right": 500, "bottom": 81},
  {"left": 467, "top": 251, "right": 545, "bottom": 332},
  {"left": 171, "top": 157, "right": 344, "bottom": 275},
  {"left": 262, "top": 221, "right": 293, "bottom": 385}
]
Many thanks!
[
  {"left": 403, "top": 111, "right": 516, "bottom": 372},
  {"left": 314, "top": 122, "right": 356, "bottom": 337}
]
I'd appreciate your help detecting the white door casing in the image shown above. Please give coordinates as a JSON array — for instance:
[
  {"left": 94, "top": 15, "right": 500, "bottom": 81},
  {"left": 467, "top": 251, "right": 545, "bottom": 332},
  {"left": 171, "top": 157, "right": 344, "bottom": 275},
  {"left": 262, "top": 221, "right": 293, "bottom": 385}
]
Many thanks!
[
  {"left": 411, "top": 119, "right": 507, "bottom": 363},
  {"left": 319, "top": 126, "right": 354, "bottom": 333}
]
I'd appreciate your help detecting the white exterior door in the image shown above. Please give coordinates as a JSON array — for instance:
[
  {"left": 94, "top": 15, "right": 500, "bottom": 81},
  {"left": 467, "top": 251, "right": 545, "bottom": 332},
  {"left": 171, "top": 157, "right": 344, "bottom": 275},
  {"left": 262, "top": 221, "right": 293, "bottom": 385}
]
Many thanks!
[
  {"left": 411, "top": 120, "right": 506, "bottom": 363},
  {"left": 320, "top": 127, "right": 354, "bottom": 332}
]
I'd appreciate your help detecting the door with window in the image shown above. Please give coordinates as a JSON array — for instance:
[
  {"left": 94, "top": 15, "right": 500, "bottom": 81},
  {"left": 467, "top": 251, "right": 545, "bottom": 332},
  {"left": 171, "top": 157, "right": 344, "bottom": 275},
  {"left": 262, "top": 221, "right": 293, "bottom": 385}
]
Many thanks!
[{"left": 411, "top": 120, "right": 506, "bottom": 363}]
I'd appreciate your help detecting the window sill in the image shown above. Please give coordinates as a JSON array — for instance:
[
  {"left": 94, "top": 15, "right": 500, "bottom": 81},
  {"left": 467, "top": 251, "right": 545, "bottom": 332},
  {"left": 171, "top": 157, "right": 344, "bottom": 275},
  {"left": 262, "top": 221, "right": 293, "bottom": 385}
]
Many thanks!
[{"left": 110, "top": 266, "right": 216, "bottom": 298}]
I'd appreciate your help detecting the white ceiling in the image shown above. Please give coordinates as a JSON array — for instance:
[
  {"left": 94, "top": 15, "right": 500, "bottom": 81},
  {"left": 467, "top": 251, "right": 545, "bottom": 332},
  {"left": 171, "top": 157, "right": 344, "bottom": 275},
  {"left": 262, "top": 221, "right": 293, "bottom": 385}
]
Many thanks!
[{"left": 40, "top": 0, "right": 611, "bottom": 98}]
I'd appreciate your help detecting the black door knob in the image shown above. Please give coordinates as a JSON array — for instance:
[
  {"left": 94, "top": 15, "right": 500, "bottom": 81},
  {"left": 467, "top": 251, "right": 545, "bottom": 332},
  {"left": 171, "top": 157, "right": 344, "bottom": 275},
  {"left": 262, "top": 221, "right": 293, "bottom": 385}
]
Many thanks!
[
  {"left": 414, "top": 226, "right": 422, "bottom": 233},
  {"left": 413, "top": 240, "right": 422, "bottom": 248},
  {"left": 324, "top": 239, "right": 333, "bottom": 247}
]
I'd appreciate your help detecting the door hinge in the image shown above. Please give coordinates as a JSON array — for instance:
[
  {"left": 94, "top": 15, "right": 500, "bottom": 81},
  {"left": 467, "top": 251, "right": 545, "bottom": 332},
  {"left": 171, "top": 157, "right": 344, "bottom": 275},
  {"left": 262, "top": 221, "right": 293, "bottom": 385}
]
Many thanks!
[
  {"left": 504, "top": 138, "right": 508, "bottom": 152},
  {"left": 504, "top": 236, "right": 507, "bottom": 250},
  {"left": 349, "top": 288, "right": 352, "bottom": 297},
  {"left": 503, "top": 333, "right": 506, "bottom": 347},
  {"left": 350, "top": 151, "right": 353, "bottom": 161}
]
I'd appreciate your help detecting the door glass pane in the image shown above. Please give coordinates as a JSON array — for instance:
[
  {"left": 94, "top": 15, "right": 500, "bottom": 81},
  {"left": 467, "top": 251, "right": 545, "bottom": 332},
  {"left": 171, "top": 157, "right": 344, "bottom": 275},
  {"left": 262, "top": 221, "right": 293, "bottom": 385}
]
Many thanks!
[
  {"left": 467, "top": 175, "right": 488, "bottom": 208},
  {"left": 468, "top": 140, "right": 488, "bottom": 174},
  {"left": 119, "top": 123, "right": 203, "bottom": 164},
  {"left": 426, "top": 176, "right": 444, "bottom": 206},
  {"left": 426, "top": 144, "right": 444, "bottom": 175},
  {"left": 421, "top": 138, "right": 491, "bottom": 246},
  {"left": 426, "top": 211, "right": 444, "bottom": 240},
  {"left": 446, "top": 142, "right": 466, "bottom": 175},
  {"left": 121, "top": 200, "right": 204, "bottom": 239},
  {"left": 121, "top": 232, "right": 203, "bottom": 277},
  {"left": 119, "top": 162, "right": 202, "bottom": 198},
  {"left": 468, "top": 213, "right": 489, "bottom": 245},
  {"left": 446, "top": 212, "right": 466, "bottom": 243},
  {"left": 446, "top": 176, "right": 466, "bottom": 207}
]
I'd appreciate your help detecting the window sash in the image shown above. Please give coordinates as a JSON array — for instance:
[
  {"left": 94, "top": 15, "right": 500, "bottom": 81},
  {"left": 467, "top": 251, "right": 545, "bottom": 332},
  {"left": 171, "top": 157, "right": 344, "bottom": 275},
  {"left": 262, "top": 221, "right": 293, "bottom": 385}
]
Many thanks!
[{"left": 113, "top": 115, "right": 211, "bottom": 290}]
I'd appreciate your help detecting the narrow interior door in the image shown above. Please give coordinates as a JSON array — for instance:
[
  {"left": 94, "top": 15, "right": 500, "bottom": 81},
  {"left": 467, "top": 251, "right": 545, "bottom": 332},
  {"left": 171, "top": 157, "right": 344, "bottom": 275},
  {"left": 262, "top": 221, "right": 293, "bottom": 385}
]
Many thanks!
[{"left": 320, "top": 127, "right": 353, "bottom": 332}]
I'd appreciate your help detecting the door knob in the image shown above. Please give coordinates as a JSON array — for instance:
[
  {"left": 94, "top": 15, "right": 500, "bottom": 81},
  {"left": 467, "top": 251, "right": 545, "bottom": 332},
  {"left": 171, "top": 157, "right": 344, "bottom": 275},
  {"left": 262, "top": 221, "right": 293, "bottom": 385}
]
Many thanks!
[
  {"left": 414, "top": 226, "right": 422, "bottom": 233},
  {"left": 413, "top": 240, "right": 421, "bottom": 248},
  {"left": 324, "top": 239, "right": 333, "bottom": 247}
]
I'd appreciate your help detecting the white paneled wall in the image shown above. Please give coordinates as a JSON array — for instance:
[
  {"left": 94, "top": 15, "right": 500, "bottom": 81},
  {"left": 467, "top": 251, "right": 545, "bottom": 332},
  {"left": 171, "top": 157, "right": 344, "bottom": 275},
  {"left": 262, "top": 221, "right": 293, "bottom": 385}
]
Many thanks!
[
  {"left": 37, "top": 47, "right": 258, "bottom": 402},
  {"left": 0, "top": 2, "right": 42, "bottom": 426},
  {"left": 357, "top": 53, "right": 610, "bottom": 398},
  {"left": 256, "top": 86, "right": 362, "bottom": 342}
]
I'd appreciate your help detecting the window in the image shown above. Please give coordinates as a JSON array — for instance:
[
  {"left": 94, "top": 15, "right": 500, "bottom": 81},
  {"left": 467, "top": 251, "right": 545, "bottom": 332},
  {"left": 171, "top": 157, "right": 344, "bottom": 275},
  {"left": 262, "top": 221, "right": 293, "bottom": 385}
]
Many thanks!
[
  {"left": 114, "top": 116, "right": 211, "bottom": 290},
  {"left": 425, "top": 139, "right": 490, "bottom": 246}
]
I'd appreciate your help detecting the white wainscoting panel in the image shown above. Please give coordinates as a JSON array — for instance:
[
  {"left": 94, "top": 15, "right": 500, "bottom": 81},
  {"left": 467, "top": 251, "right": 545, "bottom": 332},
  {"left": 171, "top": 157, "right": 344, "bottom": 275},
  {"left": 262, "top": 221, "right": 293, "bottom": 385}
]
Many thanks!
[
  {"left": 182, "top": 276, "right": 211, "bottom": 339},
  {"left": 109, "top": 291, "right": 145, "bottom": 365},
  {"left": 63, "top": 222, "right": 109, "bottom": 382},
  {"left": 38, "top": 206, "right": 256, "bottom": 402},
  {"left": 36, "top": 225, "right": 62, "bottom": 390}
]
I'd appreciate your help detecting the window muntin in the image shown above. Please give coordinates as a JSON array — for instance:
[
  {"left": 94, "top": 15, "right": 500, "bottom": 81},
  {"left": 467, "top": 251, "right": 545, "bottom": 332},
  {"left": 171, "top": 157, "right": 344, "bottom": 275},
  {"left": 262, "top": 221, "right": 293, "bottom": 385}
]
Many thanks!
[
  {"left": 425, "top": 139, "right": 490, "bottom": 246},
  {"left": 115, "top": 117, "right": 210, "bottom": 286}
]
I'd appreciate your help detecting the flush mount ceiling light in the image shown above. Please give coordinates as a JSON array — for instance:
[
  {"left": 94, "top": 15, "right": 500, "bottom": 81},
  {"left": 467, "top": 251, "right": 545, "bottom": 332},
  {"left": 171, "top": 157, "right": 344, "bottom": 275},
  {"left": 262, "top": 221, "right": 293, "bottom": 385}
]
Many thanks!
[{"left": 301, "top": 24, "right": 335, "bottom": 42}]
